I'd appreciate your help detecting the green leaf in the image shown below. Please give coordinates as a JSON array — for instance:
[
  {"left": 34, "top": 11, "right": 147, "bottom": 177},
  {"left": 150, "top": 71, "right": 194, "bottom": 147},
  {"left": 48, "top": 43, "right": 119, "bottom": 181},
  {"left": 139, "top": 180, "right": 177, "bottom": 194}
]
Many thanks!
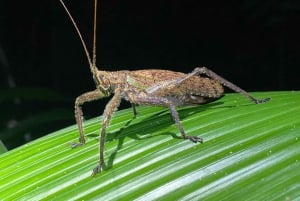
[
  {"left": 0, "top": 91, "right": 299, "bottom": 200},
  {"left": 0, "top": 140, "right": 8, "bottom": 154}
]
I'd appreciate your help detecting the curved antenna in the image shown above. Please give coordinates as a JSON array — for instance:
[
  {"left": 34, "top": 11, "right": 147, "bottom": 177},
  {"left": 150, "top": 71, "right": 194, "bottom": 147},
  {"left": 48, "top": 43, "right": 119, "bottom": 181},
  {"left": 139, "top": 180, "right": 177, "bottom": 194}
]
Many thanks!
[
  {"left": 92, "top": 0, "right": 97, "bottom": 70},
  {"left": 59, "top": 0, "right": 98, "bottom": 75}
]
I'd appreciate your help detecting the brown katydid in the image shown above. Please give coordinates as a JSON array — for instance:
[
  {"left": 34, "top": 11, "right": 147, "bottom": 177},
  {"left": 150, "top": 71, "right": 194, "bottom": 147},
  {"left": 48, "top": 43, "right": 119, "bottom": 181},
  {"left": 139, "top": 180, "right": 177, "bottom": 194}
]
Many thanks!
[{"left": 59, "top": 0, "right": 270, "bottom": 176}]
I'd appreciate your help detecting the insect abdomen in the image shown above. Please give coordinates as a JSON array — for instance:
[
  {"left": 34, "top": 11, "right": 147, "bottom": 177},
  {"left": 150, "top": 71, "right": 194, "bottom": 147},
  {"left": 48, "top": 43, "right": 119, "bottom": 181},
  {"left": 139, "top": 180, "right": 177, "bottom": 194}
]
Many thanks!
[{"left": 190, "top": 77, "right": 224, "bottom": 98}]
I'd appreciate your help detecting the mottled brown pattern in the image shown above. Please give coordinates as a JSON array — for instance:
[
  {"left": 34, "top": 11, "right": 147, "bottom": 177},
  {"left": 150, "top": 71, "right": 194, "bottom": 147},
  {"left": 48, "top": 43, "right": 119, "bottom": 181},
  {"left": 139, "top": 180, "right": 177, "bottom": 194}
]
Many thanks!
[
  {"left": 96, "top": 69, "right": 225, "bottom": 106},
  {"left": 75, "top": 67, "right": 270, "bottom": 176},
  {"left": 131, "top": 70, "right": 185, "bottom": 86}
]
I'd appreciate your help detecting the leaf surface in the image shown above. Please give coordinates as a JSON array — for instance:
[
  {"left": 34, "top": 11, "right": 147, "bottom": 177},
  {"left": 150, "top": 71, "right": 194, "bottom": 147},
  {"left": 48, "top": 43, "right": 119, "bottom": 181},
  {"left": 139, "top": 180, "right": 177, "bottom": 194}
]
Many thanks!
[{"left": 0, "top": 91, "right": 299, "bottom": 200}]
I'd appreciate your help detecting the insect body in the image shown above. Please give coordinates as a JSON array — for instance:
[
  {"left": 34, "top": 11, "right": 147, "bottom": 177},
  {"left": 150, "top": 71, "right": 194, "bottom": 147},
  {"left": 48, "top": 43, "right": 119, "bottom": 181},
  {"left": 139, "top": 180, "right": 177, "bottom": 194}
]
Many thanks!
[{"left": 60, "top": 0, "right": 270, "bottom": 176}]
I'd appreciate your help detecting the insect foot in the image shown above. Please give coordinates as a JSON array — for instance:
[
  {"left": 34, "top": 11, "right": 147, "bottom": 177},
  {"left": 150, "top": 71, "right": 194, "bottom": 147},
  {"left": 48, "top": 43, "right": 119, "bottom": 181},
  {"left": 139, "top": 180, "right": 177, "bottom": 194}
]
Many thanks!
[
  {"left": 185, "top": 136, "right": 203, "bottom": 143},
  {"left": 92, "top": 163, "right": 103, "bottom": 176},
  {"left": 254, "top": 97, "right": 271, "bottom": 104},
  {"left": 70, "top": 142, "right": 85, "bottom": 149}
]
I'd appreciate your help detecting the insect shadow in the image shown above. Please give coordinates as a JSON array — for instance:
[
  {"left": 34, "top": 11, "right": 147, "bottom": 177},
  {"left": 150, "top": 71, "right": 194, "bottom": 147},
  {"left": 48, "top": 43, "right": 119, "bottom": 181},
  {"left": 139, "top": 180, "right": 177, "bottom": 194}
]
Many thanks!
[
  {"left": 91, "top": 101, "right": 228, "bottom": 171},
  {"left": 83, "top": 97, "right": 259, "bottom": 171}
]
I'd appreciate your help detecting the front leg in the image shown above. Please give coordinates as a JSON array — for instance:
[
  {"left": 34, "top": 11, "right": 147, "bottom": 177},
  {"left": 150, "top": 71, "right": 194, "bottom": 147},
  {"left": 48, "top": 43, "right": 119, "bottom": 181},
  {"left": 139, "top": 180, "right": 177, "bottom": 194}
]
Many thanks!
[
  {"left": 92, "top": 88, "right": 122, "bottom": 176},
  {"left": 73, "top": 89, "right": 107, "bottom": 147},
  {"left": 127, "top": 92, "right": 202, "bottom": 143}
]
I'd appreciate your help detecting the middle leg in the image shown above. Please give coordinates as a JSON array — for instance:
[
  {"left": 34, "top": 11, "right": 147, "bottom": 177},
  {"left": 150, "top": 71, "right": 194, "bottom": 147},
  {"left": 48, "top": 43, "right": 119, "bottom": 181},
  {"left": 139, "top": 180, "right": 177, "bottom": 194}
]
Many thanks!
[{"left": 128, "top": 92, "right": 203, "bottom": 143}]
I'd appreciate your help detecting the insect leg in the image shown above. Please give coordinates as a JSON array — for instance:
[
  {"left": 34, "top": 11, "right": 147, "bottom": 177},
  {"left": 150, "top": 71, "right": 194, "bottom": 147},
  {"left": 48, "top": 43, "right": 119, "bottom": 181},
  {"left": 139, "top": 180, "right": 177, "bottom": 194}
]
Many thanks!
[
  {"left": 128, "top": 93, "right": 202, "bottom": 143},
  {"left": 73, "top": 89, "right": 106, "bottom": 148},
  {"left": 92, "top": 89, "right": 122, "bottom": 176},
  {"left": 131, "top": 103, "right": 138, "bottom": 117},
  {"left": 191, "top": 67, "right": 271, "bottom": 104},
  {"left": 168, "top": 103, "right": 203, "bottom": 143}
]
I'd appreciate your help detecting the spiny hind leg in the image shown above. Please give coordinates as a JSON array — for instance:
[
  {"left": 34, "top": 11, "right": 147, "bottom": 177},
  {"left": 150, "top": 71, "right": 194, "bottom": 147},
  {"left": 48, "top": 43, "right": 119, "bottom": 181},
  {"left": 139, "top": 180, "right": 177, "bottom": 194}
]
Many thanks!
[
  {"left": 73, "top": 89, "right": 106, "bottom": 148},
  {"left": 192, "top": 67, "right": 270, "bottom": 104}
]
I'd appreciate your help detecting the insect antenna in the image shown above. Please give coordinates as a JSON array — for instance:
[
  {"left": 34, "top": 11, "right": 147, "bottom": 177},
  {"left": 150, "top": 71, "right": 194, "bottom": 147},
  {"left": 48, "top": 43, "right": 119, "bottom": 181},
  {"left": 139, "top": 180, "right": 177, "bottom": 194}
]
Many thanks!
[{"left": 59, "top": 0, "right": 98, "bottom": 76}]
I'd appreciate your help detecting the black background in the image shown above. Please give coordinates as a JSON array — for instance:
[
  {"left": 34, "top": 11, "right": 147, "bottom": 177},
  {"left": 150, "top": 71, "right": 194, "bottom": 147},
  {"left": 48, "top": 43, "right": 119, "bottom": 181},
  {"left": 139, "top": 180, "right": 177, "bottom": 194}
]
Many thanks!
[{"left": 1, "top": 0, "right": 299, "bottom": 149}]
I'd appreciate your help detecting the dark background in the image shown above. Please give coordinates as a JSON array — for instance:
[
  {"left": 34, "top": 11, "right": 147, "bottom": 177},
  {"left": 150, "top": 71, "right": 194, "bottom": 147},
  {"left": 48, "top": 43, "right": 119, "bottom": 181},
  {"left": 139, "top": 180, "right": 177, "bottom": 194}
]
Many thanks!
[{"left": 1, "top": 0, "right": 299, "bottom": 149}]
